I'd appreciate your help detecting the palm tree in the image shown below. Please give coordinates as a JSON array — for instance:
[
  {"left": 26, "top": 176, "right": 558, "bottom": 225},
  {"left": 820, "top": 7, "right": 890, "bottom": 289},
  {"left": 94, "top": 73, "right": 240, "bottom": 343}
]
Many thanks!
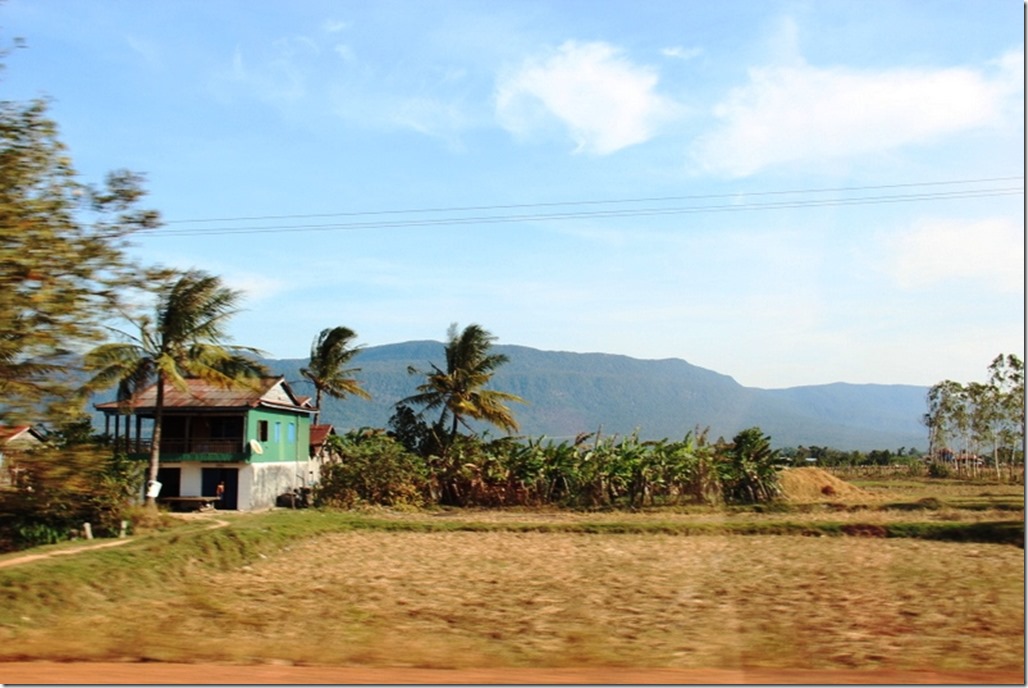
[
  {"left": 401, "top": 323, "right": 525, "bottom": 452},
  {"left": 83, "top": 270, "right": 267, "bottom": 509},
  {"left": 300, "top": 326, "right": 371, "bottom": 425}
]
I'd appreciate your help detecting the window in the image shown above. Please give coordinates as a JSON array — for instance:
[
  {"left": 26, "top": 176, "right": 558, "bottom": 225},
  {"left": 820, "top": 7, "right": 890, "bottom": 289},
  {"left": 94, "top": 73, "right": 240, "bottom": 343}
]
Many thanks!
[
  {"left": 287, "top": 423, "right": 296, "bottom": 443},
  {"left": 273, "top": 422, "right": 281, "bottom": 442},
  {"left": 257, "top": 420, "right": 269, "bottom": 442}
]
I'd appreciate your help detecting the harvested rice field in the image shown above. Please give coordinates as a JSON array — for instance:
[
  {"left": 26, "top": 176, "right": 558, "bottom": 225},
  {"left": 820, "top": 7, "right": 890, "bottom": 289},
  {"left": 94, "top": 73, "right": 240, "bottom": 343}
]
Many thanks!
[
  {"left": 0, "top": 471, "right": 1022, "bottom": 684},
  {"left": 4, "top": 530, "right": 1022, "bottom": 673}
]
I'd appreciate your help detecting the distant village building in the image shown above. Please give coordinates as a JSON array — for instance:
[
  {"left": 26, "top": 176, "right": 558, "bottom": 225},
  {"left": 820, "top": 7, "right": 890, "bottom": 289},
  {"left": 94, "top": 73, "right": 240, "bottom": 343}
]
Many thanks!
[
  {"left": 95, "top": 377, "right": 316, "bottom": 510},
  {"left": 0, "top": 425, "right": 45, "bottom": 486}
]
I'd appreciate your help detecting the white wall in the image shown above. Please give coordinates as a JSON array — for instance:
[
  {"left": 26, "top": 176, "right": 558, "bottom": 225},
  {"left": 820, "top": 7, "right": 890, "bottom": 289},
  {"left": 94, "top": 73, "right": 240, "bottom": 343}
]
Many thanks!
[{"left": 158, "top": 458, "right": 320, "bottom": 510}]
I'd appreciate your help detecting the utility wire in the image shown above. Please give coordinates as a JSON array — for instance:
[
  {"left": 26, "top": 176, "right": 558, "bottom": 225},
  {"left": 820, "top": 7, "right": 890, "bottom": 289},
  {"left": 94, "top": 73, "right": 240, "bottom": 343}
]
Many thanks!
[
  {"left": 163, "top": 175, "right": 1023, "bottom": 225},
  {"left": 149, "top": 182, "right": 1023, "bottom": 238}
]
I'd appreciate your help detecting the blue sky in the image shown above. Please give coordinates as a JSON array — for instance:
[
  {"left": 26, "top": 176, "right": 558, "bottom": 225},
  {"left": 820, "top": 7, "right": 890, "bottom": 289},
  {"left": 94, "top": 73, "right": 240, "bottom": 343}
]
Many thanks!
[{"left": 4, "top": 0, "right": 1023, "bottom": 389}]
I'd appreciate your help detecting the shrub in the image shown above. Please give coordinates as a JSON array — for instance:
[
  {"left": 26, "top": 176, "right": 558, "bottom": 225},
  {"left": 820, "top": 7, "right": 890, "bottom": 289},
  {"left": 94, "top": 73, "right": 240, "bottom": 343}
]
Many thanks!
[
  {"left": 0, "top": 446, "right": 144, "bottom": 551},
  {"left": 927, "top": 461, "right": 953, "bottom": 479},
  {"left": 715, "top": 427, "right": 784, "bottom": 504},
  {"left": 313, "top": 432, "right": 428, "bottom": 509}
]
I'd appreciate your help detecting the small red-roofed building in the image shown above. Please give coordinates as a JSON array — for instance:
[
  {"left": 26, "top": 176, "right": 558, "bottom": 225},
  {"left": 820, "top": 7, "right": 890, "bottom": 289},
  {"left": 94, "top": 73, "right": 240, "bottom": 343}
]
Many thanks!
[{"left": 309, "top": 423, "right": 338, "bottom": 464}]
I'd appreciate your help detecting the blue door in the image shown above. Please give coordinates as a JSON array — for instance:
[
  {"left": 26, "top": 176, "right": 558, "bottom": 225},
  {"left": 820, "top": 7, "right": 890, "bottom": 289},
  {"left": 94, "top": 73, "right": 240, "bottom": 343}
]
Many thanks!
[{"left": 201, "top": 467, "right": 239, "bottom": 510}]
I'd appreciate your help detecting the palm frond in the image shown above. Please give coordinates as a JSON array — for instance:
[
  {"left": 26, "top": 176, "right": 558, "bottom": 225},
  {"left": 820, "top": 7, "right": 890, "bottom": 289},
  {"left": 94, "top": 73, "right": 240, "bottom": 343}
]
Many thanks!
[
  {"left": 82, "top": 343, "right": 150, "bottom": 396},
  {"left": 401, "top": 323, "right": 522, "bottom": 443},
  {"left": 183, "top": 344, "right": 268, "bottom": 389},
  {"left": 157, "top": 270, "right": 243, "bottom": 346},
  {"left": 302, "top": 326, "right": 371, "bottom": 404}
]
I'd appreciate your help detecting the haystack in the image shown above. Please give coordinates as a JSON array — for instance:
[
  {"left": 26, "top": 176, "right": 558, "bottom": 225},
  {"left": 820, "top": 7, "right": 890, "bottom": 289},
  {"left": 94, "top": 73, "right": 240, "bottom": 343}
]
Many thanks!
[{"left": 777, "top": 467, "right": 868, "bottom": 502}]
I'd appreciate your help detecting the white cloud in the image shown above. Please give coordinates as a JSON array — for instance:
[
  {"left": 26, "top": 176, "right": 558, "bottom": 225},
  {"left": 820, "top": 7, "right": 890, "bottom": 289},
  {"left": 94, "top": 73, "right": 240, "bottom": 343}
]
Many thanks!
[
  {"left": 993, "top": 48, "right": 1024, "bottom": 85},
  {"left": 693, "top": 53, "right": 1021, "bottom": 177},
  {"left": 125, "top": 34, "right": 162, "bottom": 67},
  {"left": 881, "top": 217, "right": 1024, "bottom": 294},
  {"left": 223, "top": 39, "right": 316, "bottom": 104},
  {"left": 495, "top": 40, "right": 682, "bottom": 155},
  {"left": 661, "top": 46, "right": 702, "bottom": 61},
  {"left": 389, "top": 96, "right": 470, "bottom": 148},
  {"left": 217, "top": 271, "right": 289, "bottom": 304},
  {"left": 332, "top": 44, "right": 355, "bottom": 61},
  {"left": 322, "top": 19, "right": 349, "bottom": 33}
]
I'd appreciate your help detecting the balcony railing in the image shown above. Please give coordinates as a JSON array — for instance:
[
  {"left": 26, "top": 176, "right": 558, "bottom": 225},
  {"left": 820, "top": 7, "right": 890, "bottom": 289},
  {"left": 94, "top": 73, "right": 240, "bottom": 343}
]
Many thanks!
[
  {"left": 124, "top": 437, "right": 248, "bottom": 461},
  {"left": 157, "top": 438, "right": 244, "bottom": 454}
]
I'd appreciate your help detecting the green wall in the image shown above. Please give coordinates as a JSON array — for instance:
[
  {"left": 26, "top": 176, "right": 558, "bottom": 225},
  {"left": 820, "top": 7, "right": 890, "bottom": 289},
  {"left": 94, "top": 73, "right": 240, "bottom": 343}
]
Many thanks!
[{"left": 246, "top": 407, "right": 311, "bottom": 463}]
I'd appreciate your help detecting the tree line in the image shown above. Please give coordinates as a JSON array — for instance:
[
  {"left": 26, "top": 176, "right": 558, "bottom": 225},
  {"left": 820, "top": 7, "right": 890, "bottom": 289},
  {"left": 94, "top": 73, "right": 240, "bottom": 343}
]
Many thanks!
[
  {"left": 923, "top": 354, "right": 1024, "bottom": 476},
  {"left": 779, "top": 445, "right": 925, "bottom": 468}
]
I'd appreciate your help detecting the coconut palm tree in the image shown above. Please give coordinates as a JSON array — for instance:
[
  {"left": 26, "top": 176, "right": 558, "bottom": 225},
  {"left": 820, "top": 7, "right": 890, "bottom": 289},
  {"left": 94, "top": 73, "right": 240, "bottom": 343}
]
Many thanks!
[
  {"left": 300, "top": 326, "right": 371, "bottom": 425},
  {"left": 401, "top": 323, "right": 524, "bottom": 453},
  {"left": 83, "top": 270, "right": 266, "bottom": 509}
]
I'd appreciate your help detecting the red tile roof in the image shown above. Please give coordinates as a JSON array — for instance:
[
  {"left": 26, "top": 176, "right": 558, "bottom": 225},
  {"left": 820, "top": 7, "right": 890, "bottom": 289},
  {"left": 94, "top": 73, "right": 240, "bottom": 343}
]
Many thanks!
[
  {"left": 309, "top": 424, "right": 335, "bottom": 447},
  {"left": 0, "top": 425, "right": 44, "bottom": 444}
]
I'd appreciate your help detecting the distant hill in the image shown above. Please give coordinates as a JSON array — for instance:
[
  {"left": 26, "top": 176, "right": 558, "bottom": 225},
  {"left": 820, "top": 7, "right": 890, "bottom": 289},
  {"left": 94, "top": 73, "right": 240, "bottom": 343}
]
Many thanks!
[{"left": 269, "top": 341, "right": 929, "bottom": 451}]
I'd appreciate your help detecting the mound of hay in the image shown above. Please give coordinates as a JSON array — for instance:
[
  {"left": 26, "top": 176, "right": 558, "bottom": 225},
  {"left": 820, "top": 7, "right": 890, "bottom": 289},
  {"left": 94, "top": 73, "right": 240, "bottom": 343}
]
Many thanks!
[{"left": 777, "top": 467, "right": 868, "bottom": 502}]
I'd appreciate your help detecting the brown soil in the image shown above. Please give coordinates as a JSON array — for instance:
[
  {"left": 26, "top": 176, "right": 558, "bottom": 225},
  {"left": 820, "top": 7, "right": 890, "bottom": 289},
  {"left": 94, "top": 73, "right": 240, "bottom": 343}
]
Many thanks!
[{"left": 2, "top": 661, "right": 1022, "bottom": 684}]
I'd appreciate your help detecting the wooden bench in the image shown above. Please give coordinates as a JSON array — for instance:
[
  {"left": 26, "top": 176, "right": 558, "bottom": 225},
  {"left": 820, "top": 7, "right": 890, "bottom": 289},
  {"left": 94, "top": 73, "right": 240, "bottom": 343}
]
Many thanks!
[{"left": 158, "top": 495, "right": 221, "bottom": 512}]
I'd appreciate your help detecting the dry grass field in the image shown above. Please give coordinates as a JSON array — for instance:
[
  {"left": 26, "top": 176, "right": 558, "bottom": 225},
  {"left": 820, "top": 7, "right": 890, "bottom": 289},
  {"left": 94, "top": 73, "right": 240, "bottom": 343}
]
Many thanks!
[
  {"left": 5, "top": 532, "right": 1023, "bottom": 671},
  {"left": 214, "top": 534, "right": 1021, "bottom": 670},
  {"left": 0, "top": 470, "right": 1023, "bottom": 683}
]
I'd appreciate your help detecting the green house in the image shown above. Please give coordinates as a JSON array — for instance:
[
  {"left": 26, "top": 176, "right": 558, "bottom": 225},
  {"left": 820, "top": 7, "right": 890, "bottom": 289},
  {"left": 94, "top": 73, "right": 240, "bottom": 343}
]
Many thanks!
[{"left": 96, "top": 377, "right": 315, "bottom": 510}]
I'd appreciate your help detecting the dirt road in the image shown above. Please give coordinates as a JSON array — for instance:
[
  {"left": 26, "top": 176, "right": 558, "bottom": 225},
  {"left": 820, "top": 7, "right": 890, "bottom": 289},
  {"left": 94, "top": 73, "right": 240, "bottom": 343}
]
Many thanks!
[{"left": 1, "top": 662, "right": 1022, "bottom": 684}]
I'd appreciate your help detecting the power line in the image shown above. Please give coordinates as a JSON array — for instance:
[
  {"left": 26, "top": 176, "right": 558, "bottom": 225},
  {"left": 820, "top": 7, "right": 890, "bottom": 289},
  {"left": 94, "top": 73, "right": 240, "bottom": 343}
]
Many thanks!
[
  {"left": 163, "top": 175, "right": 1023, "bottom": 225},
  {"left": 148, "top": 181, "right": 1024, "bottom": 238}
]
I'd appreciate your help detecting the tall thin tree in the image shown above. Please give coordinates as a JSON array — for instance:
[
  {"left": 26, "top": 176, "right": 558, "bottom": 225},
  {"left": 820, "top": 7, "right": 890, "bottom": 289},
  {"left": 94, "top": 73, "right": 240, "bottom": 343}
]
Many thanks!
[
  {"left": 83, "top": 270, "right": 266, "bottom": 508},
  {"left": 300, "top": 326, "right": 371, "bottom": 426},
  {"left": 988, "top": 353, "right": 1025, "bottom": 473},
  {"left": 925, "top": 379, "right": 968, "bottom": 459}
]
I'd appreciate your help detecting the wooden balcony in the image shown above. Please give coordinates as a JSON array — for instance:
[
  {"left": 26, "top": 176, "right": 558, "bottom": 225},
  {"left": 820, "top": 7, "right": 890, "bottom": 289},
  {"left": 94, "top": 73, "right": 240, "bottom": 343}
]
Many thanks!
[{"left": 125, "top": 437, "right": 249, "bottom": 463}]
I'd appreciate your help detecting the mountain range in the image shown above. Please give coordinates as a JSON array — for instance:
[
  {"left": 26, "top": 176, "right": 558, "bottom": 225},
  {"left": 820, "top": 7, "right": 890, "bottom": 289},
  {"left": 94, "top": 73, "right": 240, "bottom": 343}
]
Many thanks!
[{"left": 268, "top": 341, "right": 929, "bottom": 451}]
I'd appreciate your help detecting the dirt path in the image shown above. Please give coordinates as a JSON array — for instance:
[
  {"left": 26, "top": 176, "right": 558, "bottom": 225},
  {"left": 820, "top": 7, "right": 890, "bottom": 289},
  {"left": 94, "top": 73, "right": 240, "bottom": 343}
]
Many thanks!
[
  {"left": 0, "top": 537, "right": 136, "bottom": 570},
  {"left": 0, "top": 514, "right": 229, "bottom": 570},
  {"left": 1, "top": 661, "right": 1022, "bottom": 685}
]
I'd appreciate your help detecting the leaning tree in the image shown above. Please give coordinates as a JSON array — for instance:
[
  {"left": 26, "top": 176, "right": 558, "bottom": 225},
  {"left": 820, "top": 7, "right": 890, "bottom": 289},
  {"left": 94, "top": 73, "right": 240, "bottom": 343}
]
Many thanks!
[{"left": 300, "top": 326, "right": 371, "bottom": 426}]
